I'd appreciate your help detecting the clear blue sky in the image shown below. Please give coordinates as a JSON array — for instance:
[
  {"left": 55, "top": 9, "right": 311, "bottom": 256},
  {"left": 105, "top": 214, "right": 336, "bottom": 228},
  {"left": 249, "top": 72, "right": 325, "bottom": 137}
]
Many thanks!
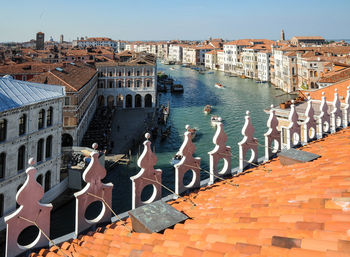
[{"left": 1, "top": 0, "right": 349, "bottom": 42}]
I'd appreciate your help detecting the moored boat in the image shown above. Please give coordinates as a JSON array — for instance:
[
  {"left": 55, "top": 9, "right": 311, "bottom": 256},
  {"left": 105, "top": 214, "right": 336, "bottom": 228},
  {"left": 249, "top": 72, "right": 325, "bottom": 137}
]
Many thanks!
[
  {"left": 188, "top": 128, "right": 197, "bottom": 139},
  {"left": 170, "top": 154, "right": 182, "bottom": 166},
  {"left": 171, "top": 84, "right": 184, "bottom": 93}
]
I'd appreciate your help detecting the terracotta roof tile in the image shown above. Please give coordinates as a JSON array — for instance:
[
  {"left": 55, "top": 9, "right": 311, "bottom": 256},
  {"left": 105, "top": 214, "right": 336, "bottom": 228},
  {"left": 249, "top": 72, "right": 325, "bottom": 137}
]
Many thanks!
[{"left": 31, "top": 128, "right": 350, "bottom": 257}]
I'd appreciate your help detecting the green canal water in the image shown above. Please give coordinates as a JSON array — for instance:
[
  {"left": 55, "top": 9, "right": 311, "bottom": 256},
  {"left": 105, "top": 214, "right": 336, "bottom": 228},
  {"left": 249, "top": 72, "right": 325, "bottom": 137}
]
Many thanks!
[{"left": 51, "top": 64, "right": 293, "bottom": 239}]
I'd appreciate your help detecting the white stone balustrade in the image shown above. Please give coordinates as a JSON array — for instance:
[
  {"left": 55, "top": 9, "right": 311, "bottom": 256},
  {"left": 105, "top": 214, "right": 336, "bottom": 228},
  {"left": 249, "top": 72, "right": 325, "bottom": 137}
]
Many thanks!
[
  {"left": 343, "top": 86, "right": 350, "bottom": 127},
  {"left": 264, "top": 105, "right": 281, "bottom": 161},
  {"left": 331, "top": 89, "right": 342, "bottom": 133},
  {"left": 174, "top": 125, "right": 201, "bottom": 195},
  {"left": 208, "top": 118, "right": 232, "bottom": 184},
  {"left": 317, "top": 92, "right": 331, "bottom": 138},
  {"left": 238, "top": 111, "right": 258, "bottom": 171},
  {"left": 130, "top": 133, "right": 162, "bottom": 209},
  {"left": 5, "top": 158, "right": 52, "bottom": 257},
  {"left": 74, "top": 143, "right": 113, "bottom": 235},
  {"left": 302, "top": 96, "right": 317, "bottom": 144}
]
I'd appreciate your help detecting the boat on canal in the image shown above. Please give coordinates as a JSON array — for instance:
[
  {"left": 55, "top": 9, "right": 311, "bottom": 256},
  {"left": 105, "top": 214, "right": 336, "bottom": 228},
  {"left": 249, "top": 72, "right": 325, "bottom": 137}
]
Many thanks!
[
  {"left": 203, "top": 105, "right": 211, "bottom": 114},
  {"left": 170, "top": 154, "right": 182, "bottom": 166},
  {"left": 215, "top": 83, "right": 224, "bottom": 89},
  {"left": 188, "top": 127, "right": 197, "bottom": 139}
]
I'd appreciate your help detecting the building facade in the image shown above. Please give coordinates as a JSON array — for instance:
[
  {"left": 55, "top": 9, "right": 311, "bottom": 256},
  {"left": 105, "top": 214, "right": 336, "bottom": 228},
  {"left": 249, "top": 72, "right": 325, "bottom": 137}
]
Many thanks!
[
  {"left": 96, "top": 53, "right": 157, "bottom": 109},
  {"left": 30, "top": 63, "right": 98, "bottom": 147},
  {"left": 0, "top": 76, "right": 65, "bottom": 230}
]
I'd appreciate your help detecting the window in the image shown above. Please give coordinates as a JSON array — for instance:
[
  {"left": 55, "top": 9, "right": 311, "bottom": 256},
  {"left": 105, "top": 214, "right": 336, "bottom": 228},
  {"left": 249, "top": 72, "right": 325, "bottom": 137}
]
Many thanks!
[
  {"left": 109, "top": 81, "right": 114, "bottom": 88},
  {"left": 64, "top": 97, "right": 70, "bottom": 105},
  {"left": 44, "top": 170, "right": 51, "bottom": 192},
  {"left": 46, "top": 136, "right": 52, "bottom": 159},
  {"left": 127, "top": 81, "right": 131, "bottom": 88},
  {"left": 109, "top": 72, "right": 112, "bottom": 77},
  {"left": 38, "top": 109, "right": 45, "bottom": 129},
  {"left": 136, "top": 81, "right": 140, "bottom": 87},
  {"left": 136, "top": 70, "right": 140, "bottom": 76},
  {"left": 47, "top": 107, "right": 53, "bottom": 127},
  {"left": 0, "top": 194, "right": 3, "bottom": 217},
  {"left": 0, "top": 152, "right": 5, "bottom": 179},
  {"left": 118, "top": 71, "right": 122, "bottom": 76},
  {"left": 19, "top": 114, "right": 26, "bottom": 135},
  {"left": 127, "top": 71, "right": 131, "bottom": 76},
  {"left": 146, "top": 81, "right": 151, "bottom": 87},
  {"left": 118, "top": 81, "right": 122, "bottom": 88},
  {"left": 146, "top": 70, "right": 150, "bottom": 76},
  {"left": 0, "top": 119, "right": 7, "bottom": 141},
  {"left": 37, "top": 139, "right": 44, "bottom": 162},
  {"left": 17, "top": 145, "right": 25, "bottom": 171}
]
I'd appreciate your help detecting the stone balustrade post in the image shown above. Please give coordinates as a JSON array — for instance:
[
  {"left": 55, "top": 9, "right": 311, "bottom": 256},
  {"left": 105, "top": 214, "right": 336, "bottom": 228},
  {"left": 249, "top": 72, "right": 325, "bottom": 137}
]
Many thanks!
[{"left": 264, "top": 105, "right": 281, "bottom": 161}]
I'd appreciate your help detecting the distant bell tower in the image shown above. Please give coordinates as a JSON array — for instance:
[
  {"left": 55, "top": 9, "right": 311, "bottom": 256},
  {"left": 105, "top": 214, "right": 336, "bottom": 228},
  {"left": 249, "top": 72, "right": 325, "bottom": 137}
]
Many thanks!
[
  {"left": 281, "top": 29, "right": 285, "bottom": 41},
  {"left": 36, "top": 32, "right": 45, "bottom": 50}
]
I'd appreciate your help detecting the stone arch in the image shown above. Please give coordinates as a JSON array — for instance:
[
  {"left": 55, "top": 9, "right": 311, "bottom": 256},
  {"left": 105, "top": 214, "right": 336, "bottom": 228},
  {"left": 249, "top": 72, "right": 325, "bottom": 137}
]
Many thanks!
[
  {"left": 62, "top": 133, "right": 73, "bottom": 147},
  {"left": 116, "top": 94, "right": 124, "bottom": 108},
  {"left": 311, "top": 82, "right": 315, "bottom": 89},
  {"left": 126, "top": 94, "right": 132, "bottom": 108},
  {"left": 145, "top": 94, "right": 152, "bottom": 108},
  {"left": 135, "top": 94, "right": 142, "bottom": 108},
  {"left": 36, "top": 174, "right": 43, "bottom": 186},
  {"left": 107, "top": 95, "right": 114, "bottom": 107},
  {"left": 98, "top": 95, "right": 105, "bottom": 107}
]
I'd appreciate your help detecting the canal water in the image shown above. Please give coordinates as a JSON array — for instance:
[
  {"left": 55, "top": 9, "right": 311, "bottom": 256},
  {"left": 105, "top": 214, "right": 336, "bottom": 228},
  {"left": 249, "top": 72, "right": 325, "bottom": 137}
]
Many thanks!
[{"left": 51, "top": 64, "right": 293, "bottom": 238}]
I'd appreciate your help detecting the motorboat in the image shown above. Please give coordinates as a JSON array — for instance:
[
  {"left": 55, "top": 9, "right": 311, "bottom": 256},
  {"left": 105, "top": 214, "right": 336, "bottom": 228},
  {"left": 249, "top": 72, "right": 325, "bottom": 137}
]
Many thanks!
[
  {"left": 171, "top": 84, "right": 184, "bottom": 93},
  {"left": 211, "top": 115, "right": 222, "bottom": 126},
  {"left": 215, "top": 83, "right": 224, "bottom": 89},
  {"left": 170, "top": 154, "right": 182, "bottom": 166},
  {"left": 187, "top": 128, "right": 197, "bottom": 139},
  {"left": 203, "top": 105, "right": 211, "bottom": 114}
]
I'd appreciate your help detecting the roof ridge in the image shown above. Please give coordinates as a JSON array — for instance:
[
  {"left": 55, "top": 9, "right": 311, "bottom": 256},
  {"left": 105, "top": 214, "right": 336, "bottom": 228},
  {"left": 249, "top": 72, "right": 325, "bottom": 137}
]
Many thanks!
[{"left": 48, "top": 70, "right": 77, "bottom": 92}]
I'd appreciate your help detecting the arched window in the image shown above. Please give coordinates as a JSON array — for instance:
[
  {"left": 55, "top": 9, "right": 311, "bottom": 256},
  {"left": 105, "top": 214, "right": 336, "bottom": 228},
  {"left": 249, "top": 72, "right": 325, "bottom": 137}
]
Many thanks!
[
  {"left": 136, "top": 70, "right": 140, "bottom": 76},
  {"left": 146, "top": 70, "right": 150, "bottom": 76},
  {"left": 127, "top": 71, "right": 131, "bottom": 76},
  {"left": 46, "top": 136, "right": 52, "bottom": 159},
  {"left": 118, "top": 81, "right": 122, "bottom": 88},
  {"left": 0, "top": 193, "right": 3, "bottom": 216},
  {"left": 127, "top": 81, "right": 131, "bottom": 88},
  {"left": 17, "top": 145, "right": 25, "bottom": 171},
  {"left": 38, "top": 109, "right": 45, "bottom": 129},
  {"left": 118, "top": 71, "right": 122, "bottom": 76},
  {"left": 136, "top": 80, "right": 140, "bottom": 87},
  {"left": 19, "top": 114, "right": 26, "bottom": 136},
  {"left": 0, "top": 152, "right": 5, "bottom": 179},
  {"left": 37, "top": 139, "right": 44, "bottom": 162},
  {"left": 0, "top": 119, "right": 7, "bottom": 142},
  {"left": 47, "top": 107, "right": 53, "bottom": 127},
  {"left": 44, "top": 170, "right": 51, "bottom": 192},
  {"left": 146, "top": 80, "right": 151, "bottom": 87},
  {"left": 36, "top": 174, "right": 43, "bottom": 186},
  {"left": 109, "top": 81, "right": 114, "bottom": 88}
]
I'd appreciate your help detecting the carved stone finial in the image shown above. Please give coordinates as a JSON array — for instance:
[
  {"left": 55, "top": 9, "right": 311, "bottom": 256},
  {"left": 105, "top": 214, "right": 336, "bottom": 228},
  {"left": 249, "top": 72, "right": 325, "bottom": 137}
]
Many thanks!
[
  {"left": 5, "top": 158, "right": 52, "bottom": 257},
  {"left": 302, "top": 97, "right": 316, "bottom": 144},
  {"left": 174, "top": 128, "right": 201, "bottom": 194},
  {"left": 335, "top": 88, "right": 338, "bottom": 93},
  {"left": 331, "top": 87, "right": 342, "bottom": 133},
  {"left": 284, "top": 101, "right": 301, "bottom": 148},
  {"left": 145, "top": 133, "right": 151, "bottom": 140},
  {"left": 246, "top": 110, "right": 250, "bottom": 116},
  {"left": 131, "top": 137, "right": 162, "bottom": 209},
  {"left": 218, "top": 117, "right": 222, "bottom": 122},
  {"left": 185, "top": 124, "right": 190, "bottom": 130},
  {"left": 238, "top": 111, "right": 258, "bottom": 171},
  {"left": 74, "top": 147, "right": 113, "bottom": 235},
  {"left": 291, "top": 99, "right": 295, "bottom": 104},
  {"left": 92, "top": 143, "right": 98, "bottom": 150},
  {"left": 264, "top": 105, "right": 280, "bottom": 161},
  {"left": 208, "top": 122, "right": 231, "bottom": 184},
  {"left": 322, "top": 92, "right": 325, "bottom": 96},
  {"left": 317, "top": 92, "right": 330, "bottom": 137}
]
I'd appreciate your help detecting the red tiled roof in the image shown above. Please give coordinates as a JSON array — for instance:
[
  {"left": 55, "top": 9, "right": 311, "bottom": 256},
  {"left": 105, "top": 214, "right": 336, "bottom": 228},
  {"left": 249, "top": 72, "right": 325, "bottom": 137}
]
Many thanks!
[
  {"left": 319, "top": 67, "right": 350, "bottom": 83},
  {"left": 293, "top": 36, "right": 325, "bottom": 40},
  {"left": 31, "top": 127, "right": 350, "bottom": 257},
  {"left": 0, "top": 62, "right": 60, "bottom": 75},
  {"left": 29, "top": 62, "right": 97, "bottom": 92}
]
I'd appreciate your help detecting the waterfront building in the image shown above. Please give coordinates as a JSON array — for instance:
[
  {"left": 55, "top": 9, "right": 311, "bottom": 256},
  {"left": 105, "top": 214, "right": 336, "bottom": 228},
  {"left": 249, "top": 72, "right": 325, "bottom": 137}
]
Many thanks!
[
  {"left": 273, "top": 47, "right": 298, "bottom": 92},
  {"left": 182, "top": 46, "right": 197, "bottom": 66},
  {"left": 216, "top": 50, "right": 225, "bottom": 71},
  {"left": 0, "top": 76, "right": 65, "bottom": 230},
  {"left": 30, "top": 63, "right": 98, "bottom": 146},
  {"left": 36, "top": 32, "right": 45, "bottom": 50},
  {"left": 290, "top": 36, "right": 325, "bottom": 46},
  {"left": 257, "top": 51, "right": 272, "bottom": 82},
  {"left": 168, "top": 44, "right": 184, "bottom": 63},
  {"left": 223, "top": 39, "right": 253, "bottom": 75},
  {"left": 205, "top": 50, "right": 217, "bottom": 69},
  {"left": 156, "top": 42, "right": 169, "bottom": 60},
  {"left": 96, "top": 52, "right": 157, "bottom": 109}
]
